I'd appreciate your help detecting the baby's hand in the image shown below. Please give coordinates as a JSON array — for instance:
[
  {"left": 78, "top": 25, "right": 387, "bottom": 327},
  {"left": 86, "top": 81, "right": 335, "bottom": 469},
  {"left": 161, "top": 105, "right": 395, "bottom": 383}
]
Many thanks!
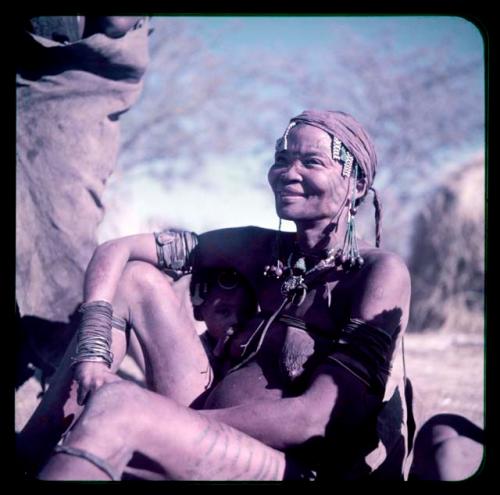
[{"left": 73, "top": 361, "right": 121, "bottom": 405}]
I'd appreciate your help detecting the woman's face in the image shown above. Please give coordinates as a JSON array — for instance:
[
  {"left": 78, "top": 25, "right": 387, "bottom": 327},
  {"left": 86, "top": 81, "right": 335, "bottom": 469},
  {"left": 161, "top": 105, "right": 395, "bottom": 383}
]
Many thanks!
[{"left": 268, "top": 124, "right": 350, "bottom": 223}]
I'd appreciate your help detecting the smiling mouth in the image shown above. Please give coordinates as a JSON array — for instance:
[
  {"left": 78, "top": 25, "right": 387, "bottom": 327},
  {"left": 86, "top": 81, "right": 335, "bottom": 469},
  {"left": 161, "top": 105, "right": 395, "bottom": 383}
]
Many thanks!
[{"left": 277, "top": 191, "right": 305, "bottom": 198}]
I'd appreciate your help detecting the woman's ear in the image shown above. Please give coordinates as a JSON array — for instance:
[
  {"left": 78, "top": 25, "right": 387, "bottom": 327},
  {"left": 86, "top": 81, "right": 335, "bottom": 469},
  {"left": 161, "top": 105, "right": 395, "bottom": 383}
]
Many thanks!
[
  {"left": 352, "top": 176, "right": 368, "bottom": 209},
  {"left": 355, "top": 176, "right": 368, "bottom": 201}
]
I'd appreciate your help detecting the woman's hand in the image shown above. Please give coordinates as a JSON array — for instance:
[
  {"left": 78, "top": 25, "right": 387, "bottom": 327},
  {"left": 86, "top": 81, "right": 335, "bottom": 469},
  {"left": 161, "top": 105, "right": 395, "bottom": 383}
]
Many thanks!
[{"left": 73, "top": 361, "right": 122, "bottom": 406}]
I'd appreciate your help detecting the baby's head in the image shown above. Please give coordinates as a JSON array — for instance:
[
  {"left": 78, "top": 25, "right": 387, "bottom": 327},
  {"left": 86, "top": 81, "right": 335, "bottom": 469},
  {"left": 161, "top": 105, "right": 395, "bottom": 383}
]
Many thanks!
[{"left": 191, "top": 269, "right": 257, "bottom": 340}]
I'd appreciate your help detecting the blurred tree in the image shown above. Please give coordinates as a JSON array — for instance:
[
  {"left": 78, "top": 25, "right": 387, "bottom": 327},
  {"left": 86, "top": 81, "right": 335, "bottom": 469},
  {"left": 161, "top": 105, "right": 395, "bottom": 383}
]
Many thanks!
[
  {"left": 297, "top": 31, "right": 484, "bottom": 190},
  {"left": 273, "top": 29, "right": 484, "bottom": 254},
  {"left": 115, "top": 19, "right": 484, "bottom": 256},
  {"left": 118, "top": 18, "right": 296, "bottom": 181}
]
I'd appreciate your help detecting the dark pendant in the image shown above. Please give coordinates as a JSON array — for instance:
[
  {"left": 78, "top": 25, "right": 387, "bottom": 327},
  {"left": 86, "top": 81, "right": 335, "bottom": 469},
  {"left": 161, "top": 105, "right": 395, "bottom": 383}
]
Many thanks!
[
  {"left": 281, "top": 275, "right": 308, "bottom": 306},
  {"left": 281, "top": 274, "right": 305, "bottom": 296},
  {"left": 291, "top": 286, "right": 307, "bottom": 306}
]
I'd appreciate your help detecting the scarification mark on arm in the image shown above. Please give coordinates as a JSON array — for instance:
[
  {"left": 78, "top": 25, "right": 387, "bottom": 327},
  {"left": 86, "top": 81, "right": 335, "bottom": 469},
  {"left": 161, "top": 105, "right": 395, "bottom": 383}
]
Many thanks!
[
  {"left": 227, "top": 430, "right": 242, "bottom": 471},
  {"left": 192, "top": 422, "right": 220, "bottom": 468},
  {"left": 262, "top": 451, "right": 281, "bottom": 480},
  {"left": 259, "top": 452, "right": 275, "bottom": 480}
]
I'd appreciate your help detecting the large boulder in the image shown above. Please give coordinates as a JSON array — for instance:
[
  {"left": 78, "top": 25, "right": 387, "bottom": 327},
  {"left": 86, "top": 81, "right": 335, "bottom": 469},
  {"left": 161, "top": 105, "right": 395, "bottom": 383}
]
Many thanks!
[{"left": 16, "top": 19, "right": 149, "bottom": 379}]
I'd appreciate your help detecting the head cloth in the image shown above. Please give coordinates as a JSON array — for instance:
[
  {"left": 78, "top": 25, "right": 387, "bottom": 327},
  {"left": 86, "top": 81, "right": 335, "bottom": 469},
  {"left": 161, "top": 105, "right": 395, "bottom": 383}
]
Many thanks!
[{"left": 289, "top": 110, "right": 378, "bottom": 188}]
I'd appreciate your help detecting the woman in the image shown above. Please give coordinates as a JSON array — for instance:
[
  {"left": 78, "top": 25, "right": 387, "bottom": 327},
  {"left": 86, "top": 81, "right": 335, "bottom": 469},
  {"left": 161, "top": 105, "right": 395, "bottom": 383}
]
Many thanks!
[{"left": 23, "top": 110, "right": 414, "bottom": 480}]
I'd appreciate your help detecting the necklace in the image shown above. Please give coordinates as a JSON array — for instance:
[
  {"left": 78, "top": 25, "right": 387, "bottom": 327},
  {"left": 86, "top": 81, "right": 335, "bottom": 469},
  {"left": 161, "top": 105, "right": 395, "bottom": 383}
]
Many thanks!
[{"left": 280, "top": 247, "right": 340, "bottom": 305}]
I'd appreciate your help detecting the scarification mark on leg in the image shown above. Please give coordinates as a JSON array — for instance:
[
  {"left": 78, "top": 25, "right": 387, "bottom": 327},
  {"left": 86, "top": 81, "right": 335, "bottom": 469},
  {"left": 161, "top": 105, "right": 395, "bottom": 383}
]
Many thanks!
[
  {"left": 254, "top": 449, "right": 268, "bottom": 480},
  {"left": 227, "top": 430, "right": 242, "bottom": 471},
  {"left": 192, "top": 422, "right": 211, "bottom": 445},
  {"left": 270, "top": 454, "right": 281, "bottom": 480},
  {"left": 217, "top": 424, "right": 229, "bottom": 463},
  {"left": 229, "top": 444, "right": 254, "bottom": 480}
]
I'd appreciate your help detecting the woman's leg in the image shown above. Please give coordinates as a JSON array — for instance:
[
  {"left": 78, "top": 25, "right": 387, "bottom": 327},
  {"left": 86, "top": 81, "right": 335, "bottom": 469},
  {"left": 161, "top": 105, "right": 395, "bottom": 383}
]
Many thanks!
[
  {"left": 117, "top": 261, "right": 212, "bottom": 405},
  {"left": 18, "top": 261, "right": 210, "bottom": 475},
  {"left": 38, "top": 381, "right": 286, "bottom": 481},
  {"left": 16, "top": 326, "right": 127, "bottom": 476},
  {"left": 409, "top": 413, "right": 484, "bottom": 480}
]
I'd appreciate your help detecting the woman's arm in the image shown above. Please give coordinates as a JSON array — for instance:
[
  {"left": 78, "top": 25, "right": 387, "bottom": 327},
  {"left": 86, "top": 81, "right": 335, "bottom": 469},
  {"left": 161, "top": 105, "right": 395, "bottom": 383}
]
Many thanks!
[
  {"left": 350, "top": 250, "right": 412, "bottom": 336},
  {"left": 200, "top": 251, "right": 411, "bottom": 451},
  {"left": 200, "top": 362, "right": 377, "bottom": 451},
  {"left": 83, "top": 233, "right": 158, "bottom": 303}
]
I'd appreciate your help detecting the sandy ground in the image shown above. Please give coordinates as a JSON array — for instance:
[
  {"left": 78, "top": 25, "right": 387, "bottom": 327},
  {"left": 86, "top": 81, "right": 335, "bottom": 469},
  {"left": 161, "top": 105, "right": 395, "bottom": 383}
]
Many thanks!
[
  {"left": 401, "top": 331, "right": 484, "bottom": 429},
  {"left": 15, "top": 330, "right": 484, "bottom": 432}
]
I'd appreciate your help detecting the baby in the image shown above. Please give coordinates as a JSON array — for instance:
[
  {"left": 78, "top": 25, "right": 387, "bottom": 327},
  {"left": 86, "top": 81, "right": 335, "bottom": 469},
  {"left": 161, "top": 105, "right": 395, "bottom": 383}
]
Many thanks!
[{"left": 191, "top": 269, "right": 258, "bottom": 377}]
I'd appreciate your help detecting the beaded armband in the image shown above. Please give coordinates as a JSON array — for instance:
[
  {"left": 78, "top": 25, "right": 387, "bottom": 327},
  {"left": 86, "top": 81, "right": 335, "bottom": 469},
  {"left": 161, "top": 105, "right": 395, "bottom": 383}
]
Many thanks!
[
  {"left": 327, "top": 318, "right": 394, "bottom": 396},
  {"left": 154, "top": 229, "right": 199, "bottom": 277}
]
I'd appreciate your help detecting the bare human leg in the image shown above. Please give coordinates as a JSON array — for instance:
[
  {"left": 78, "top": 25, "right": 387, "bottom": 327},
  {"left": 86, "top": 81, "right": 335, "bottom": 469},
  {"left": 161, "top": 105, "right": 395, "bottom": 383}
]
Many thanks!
[
  {"left": 116, "top": 261, "right": 212, "bottom": 405},
  {"left": 18, "top": 261, "right": 210, "bottom": 475},
  {"left": 16, "top": 326, "right": 127, "bottom": 476},
  {"left": 38, "top": 381, "right": 286, "bottom": 481},
  {"left": 409, "top": 413, "right": 484, "bottom": 480}
]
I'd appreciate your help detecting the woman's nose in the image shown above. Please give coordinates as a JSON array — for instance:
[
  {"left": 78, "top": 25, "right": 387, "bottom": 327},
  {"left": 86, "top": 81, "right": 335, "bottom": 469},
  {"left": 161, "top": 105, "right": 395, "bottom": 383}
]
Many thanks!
[{"left": 280, "top": 160, "right": 302, "bottom": 181}]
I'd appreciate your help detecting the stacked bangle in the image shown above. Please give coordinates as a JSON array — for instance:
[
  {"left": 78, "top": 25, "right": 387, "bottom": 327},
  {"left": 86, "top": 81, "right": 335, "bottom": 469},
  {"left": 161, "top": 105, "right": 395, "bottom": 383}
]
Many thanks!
[{"left": 71, "top": 300, "right": 114, "bottom": 368}]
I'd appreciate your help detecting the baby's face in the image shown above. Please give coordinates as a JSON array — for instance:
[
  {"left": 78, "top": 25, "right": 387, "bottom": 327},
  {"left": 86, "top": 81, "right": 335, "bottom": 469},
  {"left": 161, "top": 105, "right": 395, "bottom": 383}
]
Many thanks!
[{"left": 200, "top": 286, "right": 250, "bottom": 340}]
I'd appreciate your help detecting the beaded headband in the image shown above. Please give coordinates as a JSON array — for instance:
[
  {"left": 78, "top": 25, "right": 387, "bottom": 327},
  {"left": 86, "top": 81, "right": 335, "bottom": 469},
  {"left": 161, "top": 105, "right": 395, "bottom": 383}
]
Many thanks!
[{"left": 275, "top": 121, "right": 361, "bottom": 178}]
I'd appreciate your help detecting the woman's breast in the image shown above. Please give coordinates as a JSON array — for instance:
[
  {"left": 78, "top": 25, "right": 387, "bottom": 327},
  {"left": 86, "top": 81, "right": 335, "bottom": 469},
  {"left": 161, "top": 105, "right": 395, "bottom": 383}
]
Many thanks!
[
  {"left": 203, "top": 360, "right": 283, "bottom": 409},
  {"left": 204, "top": 321, "right": 324, "bottom": 409}
]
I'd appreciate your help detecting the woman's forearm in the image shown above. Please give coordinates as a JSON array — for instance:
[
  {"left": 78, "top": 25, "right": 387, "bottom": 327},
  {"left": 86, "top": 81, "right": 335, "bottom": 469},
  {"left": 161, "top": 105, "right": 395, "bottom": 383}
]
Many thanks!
[
  {"left": 83, "top": 241, "right": 132, "bottom": 303},
  {"left": 83, "top": 234, "right": 158, "bottom": 304}
]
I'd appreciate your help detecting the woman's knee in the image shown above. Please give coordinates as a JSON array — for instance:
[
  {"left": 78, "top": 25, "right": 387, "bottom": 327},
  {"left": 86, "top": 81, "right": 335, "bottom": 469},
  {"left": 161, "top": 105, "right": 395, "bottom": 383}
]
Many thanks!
[
  {"left": 77, "top": 381, "right": 143, "bottom": 433},
  {"left": 59, "top": 382, "right": 145, "bottom": 467},
  {"left": 122, "top": 261, "right": 171, "bottom": 293},
  {"left": 114, "top": 261, "right": 172, "bottom": 313}
]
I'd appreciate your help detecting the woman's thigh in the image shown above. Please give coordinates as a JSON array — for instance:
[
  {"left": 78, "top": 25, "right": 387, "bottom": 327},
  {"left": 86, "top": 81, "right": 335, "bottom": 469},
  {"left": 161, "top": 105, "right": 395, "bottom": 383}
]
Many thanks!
[{"left": 114, "top": 263, "right": 213, "bottom": 405}]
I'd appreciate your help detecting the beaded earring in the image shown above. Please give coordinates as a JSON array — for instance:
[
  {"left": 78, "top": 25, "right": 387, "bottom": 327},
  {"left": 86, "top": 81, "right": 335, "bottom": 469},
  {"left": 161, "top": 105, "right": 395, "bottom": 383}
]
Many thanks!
[
  {"left": 263, "top": 217, "right": 285, "bottom": 279},
  {"left": 191, "top": 281, "right": 208, "bottom": 306},
  {"left": 335, "top": 165, "right": 365, "bottom": 270}
]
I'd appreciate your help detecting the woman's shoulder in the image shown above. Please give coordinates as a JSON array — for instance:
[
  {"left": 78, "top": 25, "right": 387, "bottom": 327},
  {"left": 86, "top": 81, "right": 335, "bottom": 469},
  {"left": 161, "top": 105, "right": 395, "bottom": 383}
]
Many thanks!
[
  {"left": 197, "top": 226, "right": 280, "bottom": 272},
  {"left": 348, "top": 247, "right": 411, "bottom": 335},
  {"left": 203, "top": 225, "right": 279, "bottom": 244},
  {"left": 358, "top": 246, "right": 410, "bottom": 284}
]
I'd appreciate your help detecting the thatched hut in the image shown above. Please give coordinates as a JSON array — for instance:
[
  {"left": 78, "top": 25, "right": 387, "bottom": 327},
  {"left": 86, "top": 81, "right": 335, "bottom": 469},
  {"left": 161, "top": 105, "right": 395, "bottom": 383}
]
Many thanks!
[{"left": 408, "top": 155, "right": 484, "bottom": 333}]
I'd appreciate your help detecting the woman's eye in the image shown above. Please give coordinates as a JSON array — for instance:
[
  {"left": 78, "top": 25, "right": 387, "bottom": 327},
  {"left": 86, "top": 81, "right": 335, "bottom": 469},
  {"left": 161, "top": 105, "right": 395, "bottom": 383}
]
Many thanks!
[{"left": 305, "top": 159, "right": 322, "bottom": 167}]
